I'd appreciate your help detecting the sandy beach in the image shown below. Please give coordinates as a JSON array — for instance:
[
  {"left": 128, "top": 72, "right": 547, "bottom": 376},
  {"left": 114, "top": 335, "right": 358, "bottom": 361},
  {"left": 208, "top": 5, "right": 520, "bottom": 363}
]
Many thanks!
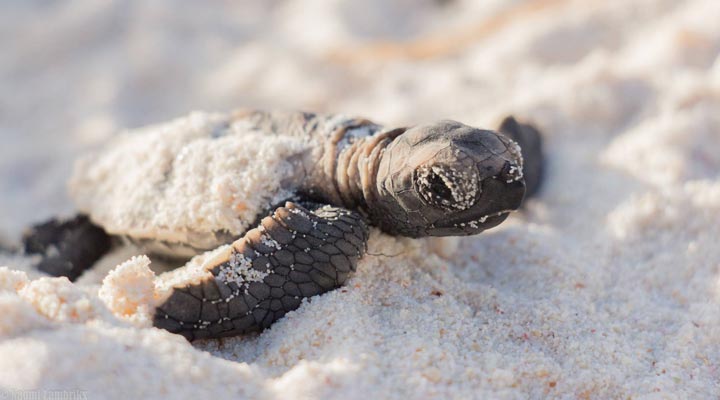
[{"left": 1, "top": 0, "right": 719, "bottom": 398}]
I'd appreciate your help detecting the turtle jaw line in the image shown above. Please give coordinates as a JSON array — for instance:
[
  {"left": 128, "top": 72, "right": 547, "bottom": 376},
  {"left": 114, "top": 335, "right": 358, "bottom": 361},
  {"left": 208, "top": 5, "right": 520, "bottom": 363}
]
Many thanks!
[
  {"left": 432, "top": 208, "right": 516, "bottom": 231},
  {"left": 472, "top": 209, "right": 515, "bottom": 224},
  {"left": 464, "top": 208, "right": 514, "bottom": 227}
]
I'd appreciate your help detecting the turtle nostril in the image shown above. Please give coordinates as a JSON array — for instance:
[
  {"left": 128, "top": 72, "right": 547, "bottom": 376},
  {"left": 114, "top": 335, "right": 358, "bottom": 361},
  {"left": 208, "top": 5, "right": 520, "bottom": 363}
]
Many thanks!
[{"left": 498, "top": 161, "right": 524, "bottom": 184}]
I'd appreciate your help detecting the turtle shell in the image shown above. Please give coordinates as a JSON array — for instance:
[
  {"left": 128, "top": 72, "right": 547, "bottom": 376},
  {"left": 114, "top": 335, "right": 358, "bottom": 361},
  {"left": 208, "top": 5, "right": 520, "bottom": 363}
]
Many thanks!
[{"left": 69, "top": 111, "right": 316, "bottom": 256}]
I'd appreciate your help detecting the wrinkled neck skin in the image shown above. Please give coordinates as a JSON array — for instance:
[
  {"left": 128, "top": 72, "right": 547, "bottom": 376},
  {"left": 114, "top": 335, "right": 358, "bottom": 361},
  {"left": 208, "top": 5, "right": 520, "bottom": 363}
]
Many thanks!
[{"left": 303, "top": 121, "right": 402, "bottom": 219}]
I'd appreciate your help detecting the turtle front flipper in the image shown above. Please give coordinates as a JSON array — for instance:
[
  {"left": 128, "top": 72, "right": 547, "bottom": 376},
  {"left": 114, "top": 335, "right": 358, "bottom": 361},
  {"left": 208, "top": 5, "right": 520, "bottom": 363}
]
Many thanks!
[
  {"left": 498, "top": 116, "right": 545, "bottom": 198},
  {"left": 22, "top": 215, "right": 112, "bottom": 281},
  {"left": 154, "top": 201, "right": 369, "bottom": 341}
]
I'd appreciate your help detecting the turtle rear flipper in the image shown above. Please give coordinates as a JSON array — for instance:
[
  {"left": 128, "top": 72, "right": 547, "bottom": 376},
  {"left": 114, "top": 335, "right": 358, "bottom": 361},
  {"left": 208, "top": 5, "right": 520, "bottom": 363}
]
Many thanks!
[
  {"left": 154, "top": 201, "right": 369, "bottom": 341},
  {"left": 498, "top": 116, "right": 544, "bottom": 198},
  {"left": 23, "top": 215, "right": 112, "bottom": 281}
]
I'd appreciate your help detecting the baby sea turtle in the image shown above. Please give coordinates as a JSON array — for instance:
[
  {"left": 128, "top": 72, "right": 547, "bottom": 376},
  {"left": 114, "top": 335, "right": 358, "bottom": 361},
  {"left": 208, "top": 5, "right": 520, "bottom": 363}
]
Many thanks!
[{"left": 23, "top": 109, "right": 544, "bottom": 340}]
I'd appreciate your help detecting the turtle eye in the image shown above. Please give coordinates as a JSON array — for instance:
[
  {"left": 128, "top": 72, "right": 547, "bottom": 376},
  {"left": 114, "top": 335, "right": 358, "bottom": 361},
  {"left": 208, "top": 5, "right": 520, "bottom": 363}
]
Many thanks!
[
  {"left": 415, "top": 164, "right": 480, "bottom": 211},
  {"left": 427, "top": 171, "right": 453, "bottom": 201},
  {"left": 416, "top": 165, "right": 462, "bottom": 210}
]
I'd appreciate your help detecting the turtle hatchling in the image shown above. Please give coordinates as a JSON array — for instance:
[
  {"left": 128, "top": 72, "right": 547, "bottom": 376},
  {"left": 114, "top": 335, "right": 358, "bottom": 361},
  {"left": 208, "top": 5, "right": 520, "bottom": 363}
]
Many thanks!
[{"left": 22, "top": 109, "right": 544, "bottom": 340}]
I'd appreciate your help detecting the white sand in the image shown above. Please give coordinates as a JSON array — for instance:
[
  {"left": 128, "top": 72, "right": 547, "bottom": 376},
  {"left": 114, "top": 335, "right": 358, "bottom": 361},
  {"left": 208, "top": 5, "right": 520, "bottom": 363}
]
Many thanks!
[
  {"left": 69, "top": 111, "right": 308, "bottom": 249},
  {"left": 1, "top": 0, "right": 720, "bottom": 398}
]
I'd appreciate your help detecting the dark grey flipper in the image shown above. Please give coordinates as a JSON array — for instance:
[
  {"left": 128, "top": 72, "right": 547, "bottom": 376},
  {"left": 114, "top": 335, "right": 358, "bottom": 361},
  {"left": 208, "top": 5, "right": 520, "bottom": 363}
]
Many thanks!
[
  {"left": 498, "top": 116, "right": 544, "bottom": 198},
  {"left": 22, "top": 215, "right": 112, "bottom": 281},
  {"left": 154, "top": 201, "right": 370, "bottom": 341}
]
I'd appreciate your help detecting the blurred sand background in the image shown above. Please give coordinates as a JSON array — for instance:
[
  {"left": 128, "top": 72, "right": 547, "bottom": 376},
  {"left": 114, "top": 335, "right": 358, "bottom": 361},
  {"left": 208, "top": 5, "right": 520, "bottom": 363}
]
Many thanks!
[{"left": 1, "top": 0, "right": 720, "bottom": 398}]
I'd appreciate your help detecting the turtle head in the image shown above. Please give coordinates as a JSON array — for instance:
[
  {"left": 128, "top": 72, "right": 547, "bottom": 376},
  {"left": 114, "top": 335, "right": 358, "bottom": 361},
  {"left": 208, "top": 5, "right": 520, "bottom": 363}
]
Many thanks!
[{"left": 373, "top": 120, "right": 526, "bottom": 237}]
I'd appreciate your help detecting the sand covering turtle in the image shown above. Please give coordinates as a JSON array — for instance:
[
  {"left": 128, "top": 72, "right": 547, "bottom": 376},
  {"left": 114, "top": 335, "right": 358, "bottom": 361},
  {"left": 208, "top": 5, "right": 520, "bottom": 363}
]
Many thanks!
[{"left": 22, "top": 109, "right": 543, "bottom": 340}]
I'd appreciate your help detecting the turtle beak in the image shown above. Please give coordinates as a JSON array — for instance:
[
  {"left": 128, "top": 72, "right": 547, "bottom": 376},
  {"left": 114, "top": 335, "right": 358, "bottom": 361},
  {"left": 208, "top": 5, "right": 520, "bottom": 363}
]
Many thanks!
[{"left": 429, "top": 176, "right": 525, "bottom": 235}]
